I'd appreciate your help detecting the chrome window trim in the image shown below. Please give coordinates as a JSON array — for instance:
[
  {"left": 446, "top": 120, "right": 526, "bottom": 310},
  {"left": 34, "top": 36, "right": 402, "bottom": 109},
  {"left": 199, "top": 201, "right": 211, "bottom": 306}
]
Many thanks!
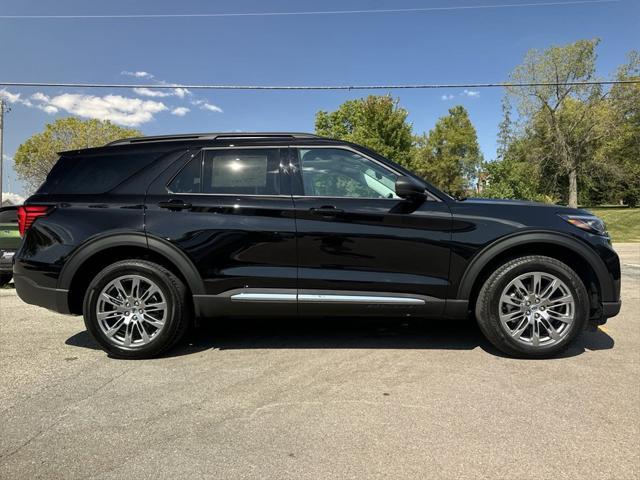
[{"left": 164, "top": 143, "right": 441, "bottom": 202}]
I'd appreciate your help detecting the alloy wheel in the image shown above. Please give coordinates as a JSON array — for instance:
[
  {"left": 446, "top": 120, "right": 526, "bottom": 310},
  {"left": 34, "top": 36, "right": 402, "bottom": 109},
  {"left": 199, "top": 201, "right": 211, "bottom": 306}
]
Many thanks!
[
  {"left": 498, "top": 271, "right": 575, "bottom": 347},
  {"left": 96, "top": 274, "right": 167, "bottom": 348}
]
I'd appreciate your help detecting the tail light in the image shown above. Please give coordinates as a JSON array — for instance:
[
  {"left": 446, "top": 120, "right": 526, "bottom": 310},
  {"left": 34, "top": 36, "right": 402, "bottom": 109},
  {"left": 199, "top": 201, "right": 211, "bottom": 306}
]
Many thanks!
[{"left": 17, "top": 205, "right": 51, "bottom": 237}]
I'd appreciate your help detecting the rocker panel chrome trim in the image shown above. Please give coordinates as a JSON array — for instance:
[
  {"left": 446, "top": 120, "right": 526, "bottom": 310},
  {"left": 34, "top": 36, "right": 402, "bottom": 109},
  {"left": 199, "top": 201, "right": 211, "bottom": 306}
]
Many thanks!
[{"left": 227, "top": 290, "right": 426, "bottom": 305}]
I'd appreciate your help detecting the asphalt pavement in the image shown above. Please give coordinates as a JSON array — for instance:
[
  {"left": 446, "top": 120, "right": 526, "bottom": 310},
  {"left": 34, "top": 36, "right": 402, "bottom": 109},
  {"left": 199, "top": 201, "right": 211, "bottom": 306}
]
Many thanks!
[{"left": 1, "top": 244, "right": 638, "bottom": 479}]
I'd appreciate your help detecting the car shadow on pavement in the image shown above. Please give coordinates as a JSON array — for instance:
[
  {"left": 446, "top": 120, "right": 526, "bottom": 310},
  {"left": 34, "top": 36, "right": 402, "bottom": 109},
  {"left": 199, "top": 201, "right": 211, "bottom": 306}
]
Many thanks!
[{"left": 65, "top": 316, "right": 614, "bottom": 360}]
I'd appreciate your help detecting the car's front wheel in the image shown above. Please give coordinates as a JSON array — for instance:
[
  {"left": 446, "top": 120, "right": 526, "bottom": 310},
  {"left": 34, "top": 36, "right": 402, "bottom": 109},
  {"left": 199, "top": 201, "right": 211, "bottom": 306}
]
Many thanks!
[
  {"left": 83, "top": 259, "right": 190, "bottom": 359},
  {"left": 475, "top": 255, "right": 589, "bottom": 358}
]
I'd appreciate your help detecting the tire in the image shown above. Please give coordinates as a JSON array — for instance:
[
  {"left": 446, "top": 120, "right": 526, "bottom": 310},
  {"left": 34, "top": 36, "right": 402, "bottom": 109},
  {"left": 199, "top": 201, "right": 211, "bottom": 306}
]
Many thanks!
[
  {"left": 0, "top": 273, "right": 12, "bottom": 287},
  {"left": 83, "top": 259, "right": 191, "bottom": 359},
  {"left": 475, "top": 255, "right": 589, "bottom": 358}
]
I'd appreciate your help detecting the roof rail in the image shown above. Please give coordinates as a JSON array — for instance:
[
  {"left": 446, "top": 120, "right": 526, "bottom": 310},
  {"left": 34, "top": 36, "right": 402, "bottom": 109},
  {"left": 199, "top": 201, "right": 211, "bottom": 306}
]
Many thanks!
[{"left": 106, "top": 132, "right": 320, "bottom": 146}]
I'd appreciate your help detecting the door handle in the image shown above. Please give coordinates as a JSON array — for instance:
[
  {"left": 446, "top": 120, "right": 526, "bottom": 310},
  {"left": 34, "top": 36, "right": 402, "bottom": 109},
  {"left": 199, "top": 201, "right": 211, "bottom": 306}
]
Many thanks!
[
  {"left": 158, "top": 199, "right": 192, "bottom": 211},
  {"left": 309, "top": 206, "right": 344, "bottom": 217}
]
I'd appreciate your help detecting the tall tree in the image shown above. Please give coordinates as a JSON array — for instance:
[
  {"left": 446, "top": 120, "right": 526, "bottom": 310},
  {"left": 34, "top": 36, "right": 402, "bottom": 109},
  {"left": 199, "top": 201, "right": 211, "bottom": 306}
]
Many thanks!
[
  {"left": 14, "top": 118, "right": 141, "bottom": 193},
  {"left": 505, "top": 39, "right": 606, "bottom": 207},
  {"left": 315, "top": 95, "right": 414, "bottom": 168},
  {"left": 598, "top": 51, "right": 640, "bottom": 206},
  {"left": 413, "top": 105, "right": 482, "bottom": 197}
]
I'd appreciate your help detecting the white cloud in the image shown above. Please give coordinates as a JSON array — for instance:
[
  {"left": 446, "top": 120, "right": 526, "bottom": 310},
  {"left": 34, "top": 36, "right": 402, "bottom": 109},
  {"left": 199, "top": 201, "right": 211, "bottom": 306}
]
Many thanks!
[
  {"left": 30, "top": 93, "right": 167, "bottom": 127},
  {"left": 1, "top": 72, "right": 221, "bottom": 127},
  {"left": 441, "top": 94, "right": 455, "bottom": 100},
  {"left": 40, "top": 105, "right": 59, "bottom": 114},
  {"left": 133, "top": 87, "right": 191, "bottom": 99},
  {"left": 133, "top": 87, "right": 171, "bottom": 98},
  {"left": 31, "top": 92, "right": 50, "bottom": 102},
  {"left": 173, "top": 88, "right": 190, "bottom": 98},
  {"left": 462, "top": 89, "right": 480, "bottom": 97},
  {"left": 2, "top": 154, "right": 13, "bottom": 162},
  {"left": 192, "top": 99, "right": 223, "bottom": 113},
  {"left": 201, "top": 103, "right": 223, "bottom": 113},
  {"left": 0, "top": 89, "right": 22, "bottom": 104},
  {"left": 171, "top": 107, "right": 190, "bottom": 117},
  {"left": 121, "top": 70, "right": 154, "bottom": 79}
]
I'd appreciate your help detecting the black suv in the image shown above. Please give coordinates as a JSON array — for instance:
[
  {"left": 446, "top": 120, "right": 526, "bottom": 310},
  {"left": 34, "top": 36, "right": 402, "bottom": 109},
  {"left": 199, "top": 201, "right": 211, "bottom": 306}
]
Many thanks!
[{"left": 13, "top": 132, "right": 621, "bottom": 358}]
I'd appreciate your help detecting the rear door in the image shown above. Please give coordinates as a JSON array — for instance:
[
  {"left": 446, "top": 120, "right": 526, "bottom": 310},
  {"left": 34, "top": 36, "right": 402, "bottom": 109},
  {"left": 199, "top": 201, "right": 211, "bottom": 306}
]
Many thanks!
[
  {"left": 145, "top": 146, "right": 298, "bottom": 317},
  {"left": 290, "top": 146, "right": 452, "bottom": 317}
]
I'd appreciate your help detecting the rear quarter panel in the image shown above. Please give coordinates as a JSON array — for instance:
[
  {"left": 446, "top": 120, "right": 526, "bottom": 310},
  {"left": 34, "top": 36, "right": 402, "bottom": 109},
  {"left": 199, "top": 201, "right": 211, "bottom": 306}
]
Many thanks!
[{"left": 14, "top": 194, "right": 146, "bottom": 289}]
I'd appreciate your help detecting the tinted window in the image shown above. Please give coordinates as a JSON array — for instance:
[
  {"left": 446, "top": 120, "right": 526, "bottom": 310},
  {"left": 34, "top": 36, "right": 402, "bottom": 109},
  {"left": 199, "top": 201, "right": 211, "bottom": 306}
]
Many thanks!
[
  {"left": 168, "top": 153, "right": 202, "bottom": 194},
  {"left": 299, "top": 148, "right": 399, "bottom": 199},
  {"left": 39, "top": 151, "right": 159, "bottom": 194},
  {"left": 169, "top": 148, "right": 282, "bottom": 195},
  {"left": 0, "top": 209, "right": 17, "bottom": 223}
]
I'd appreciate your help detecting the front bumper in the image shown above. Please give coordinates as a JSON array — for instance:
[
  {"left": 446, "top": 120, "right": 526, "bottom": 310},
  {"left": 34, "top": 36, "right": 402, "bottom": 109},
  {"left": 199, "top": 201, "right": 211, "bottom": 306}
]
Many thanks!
[{"left": 13, "top": 273, "right": 71, "bottom": 314}]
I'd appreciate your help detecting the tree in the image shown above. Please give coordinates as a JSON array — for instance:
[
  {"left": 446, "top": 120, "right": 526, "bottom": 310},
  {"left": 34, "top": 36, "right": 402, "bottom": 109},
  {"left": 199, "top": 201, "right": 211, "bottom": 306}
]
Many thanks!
[
  {"left": 412, "top": 105, "right": 482, "bottom": 197},
  {"left": 597, "top": 51, "right": 640, "bottom": 206},
  {"left": 315, "top": 95, "right": 414, "bottom": 168},
  {"left": 14, "top": 118, "right": 141, "bottom": 193},
  {"left": 480, "top": 139, "right": 549, "bottom": 202},
  {"left": 505, "top": 39, "right": 606, "bottom": 207}
]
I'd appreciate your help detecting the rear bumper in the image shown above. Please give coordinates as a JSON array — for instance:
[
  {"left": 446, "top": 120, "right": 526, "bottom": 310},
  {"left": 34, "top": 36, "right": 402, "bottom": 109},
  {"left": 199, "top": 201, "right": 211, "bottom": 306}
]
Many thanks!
[{"left": 13, "top": 273, "right": 71, "bottom": 314}]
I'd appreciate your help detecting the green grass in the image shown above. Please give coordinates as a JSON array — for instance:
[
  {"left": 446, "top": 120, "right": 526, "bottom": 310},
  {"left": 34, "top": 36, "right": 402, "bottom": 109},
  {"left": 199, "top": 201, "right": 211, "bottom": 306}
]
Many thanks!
[{"left": 586, "top": 207, "right": 640, "bottom": 243}]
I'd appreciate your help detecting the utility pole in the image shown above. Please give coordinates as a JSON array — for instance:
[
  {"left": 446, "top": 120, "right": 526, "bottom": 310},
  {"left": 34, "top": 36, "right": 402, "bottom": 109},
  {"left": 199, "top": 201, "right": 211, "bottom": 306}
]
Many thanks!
[{"left": 0, "top": 98, "right": 4, "bottom": 207}]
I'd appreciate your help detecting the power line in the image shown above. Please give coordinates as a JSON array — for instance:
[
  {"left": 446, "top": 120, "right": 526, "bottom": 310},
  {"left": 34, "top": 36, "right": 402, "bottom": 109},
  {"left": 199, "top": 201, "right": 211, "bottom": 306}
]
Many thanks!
[
  {"left": 0, "top": 80, "right": 638, "bottom": 91},
  {"left": 0, "top": 0, "right": 621, "bottom": 19}
]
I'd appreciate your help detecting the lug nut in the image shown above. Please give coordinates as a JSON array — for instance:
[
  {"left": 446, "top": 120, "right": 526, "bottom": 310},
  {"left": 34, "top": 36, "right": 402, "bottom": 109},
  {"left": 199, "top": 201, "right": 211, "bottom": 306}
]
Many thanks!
[
  {"left": 133, "top": 315, "right": 137, "bottom": 320},
  {"left": 526, "top": 310, "right": 531, "bottom": 315},
  {"left": 540, "top": 306, "right": 545, "bottom": 311},
  {"left": 125, "top": 311, "right": 129, "bottom": 316},
  {"left": 535, "top": 313, "right": 540, "bottom": 318}
]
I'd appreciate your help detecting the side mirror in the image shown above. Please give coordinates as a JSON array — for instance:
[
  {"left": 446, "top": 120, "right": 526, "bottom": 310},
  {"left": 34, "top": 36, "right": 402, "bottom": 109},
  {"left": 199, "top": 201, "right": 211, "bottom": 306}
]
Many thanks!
[{"left": 395, "top": 176, "right": 426, "bottom": 199}]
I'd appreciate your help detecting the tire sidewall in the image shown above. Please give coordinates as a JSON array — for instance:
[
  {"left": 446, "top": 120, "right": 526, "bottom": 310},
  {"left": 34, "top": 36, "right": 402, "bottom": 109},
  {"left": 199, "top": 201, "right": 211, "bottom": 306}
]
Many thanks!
[
  {"left": 83, "top": 261, "right": 182, "bottom": 358},
  {"left": 480, "top": 257, "right": 589, "bottom": 357}
]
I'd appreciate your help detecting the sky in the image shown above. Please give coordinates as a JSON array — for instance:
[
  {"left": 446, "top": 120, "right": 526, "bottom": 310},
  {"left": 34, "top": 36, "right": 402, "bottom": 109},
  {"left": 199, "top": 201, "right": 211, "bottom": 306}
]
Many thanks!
[{"left": 1, "top": 0, "right": 638, "bottom": 197}]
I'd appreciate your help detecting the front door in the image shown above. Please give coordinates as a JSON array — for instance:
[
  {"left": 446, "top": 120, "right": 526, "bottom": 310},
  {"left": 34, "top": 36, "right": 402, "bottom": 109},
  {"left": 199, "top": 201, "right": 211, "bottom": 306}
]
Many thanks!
[
  {"left": 145, "top": 146, "right": 298, "bottom": 317},
  {"left": 290, "top": 146, "right": 452, "bottom": 317}
]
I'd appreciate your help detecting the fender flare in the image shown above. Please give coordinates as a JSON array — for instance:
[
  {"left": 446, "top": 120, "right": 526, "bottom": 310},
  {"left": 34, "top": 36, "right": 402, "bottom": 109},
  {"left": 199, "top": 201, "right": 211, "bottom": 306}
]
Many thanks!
[
  {"left": 58, "top": 231, "right": 205, "bottom": 295},
  {"left": 455, "top": 231, "right": 614, "bottom": 301}
]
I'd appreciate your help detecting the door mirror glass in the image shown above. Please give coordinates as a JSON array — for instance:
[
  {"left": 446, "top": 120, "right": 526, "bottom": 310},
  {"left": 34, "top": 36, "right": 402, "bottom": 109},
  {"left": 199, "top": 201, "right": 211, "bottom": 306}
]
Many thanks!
[{"left": 395, "top": 176, "right": 426, "bottom": 199}]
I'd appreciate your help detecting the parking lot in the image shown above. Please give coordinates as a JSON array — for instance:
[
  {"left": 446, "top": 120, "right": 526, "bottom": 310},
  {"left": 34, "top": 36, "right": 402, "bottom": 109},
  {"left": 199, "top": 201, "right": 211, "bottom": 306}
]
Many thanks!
[{"left": 1, "top": 244, "right": 638, "bottom": 480}]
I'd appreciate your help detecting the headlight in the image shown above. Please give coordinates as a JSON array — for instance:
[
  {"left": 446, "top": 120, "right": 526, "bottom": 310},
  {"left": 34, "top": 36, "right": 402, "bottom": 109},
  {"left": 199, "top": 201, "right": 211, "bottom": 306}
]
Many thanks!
[{"left": 559, "top": 214, "right": 608, "bottom": 236}]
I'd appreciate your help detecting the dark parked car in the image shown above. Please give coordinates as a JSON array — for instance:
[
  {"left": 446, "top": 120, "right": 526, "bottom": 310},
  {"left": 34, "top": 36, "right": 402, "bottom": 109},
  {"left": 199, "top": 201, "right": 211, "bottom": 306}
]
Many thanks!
[
  {"left": 13, "top": 133, "right": 621, "bottom": 358},
  {"left": 0, "top": 206, "right": 20, "bottom": 287}
]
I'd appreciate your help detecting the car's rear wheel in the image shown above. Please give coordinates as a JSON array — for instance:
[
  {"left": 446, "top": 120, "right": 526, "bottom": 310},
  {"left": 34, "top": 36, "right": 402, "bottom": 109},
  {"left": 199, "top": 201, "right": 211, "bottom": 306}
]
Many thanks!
[
  {"left": 83, "top": 259, "right": 190, "bottom": 359},
  {"left": 475, "top": 255, "right": 589, "bottom": 358}
]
